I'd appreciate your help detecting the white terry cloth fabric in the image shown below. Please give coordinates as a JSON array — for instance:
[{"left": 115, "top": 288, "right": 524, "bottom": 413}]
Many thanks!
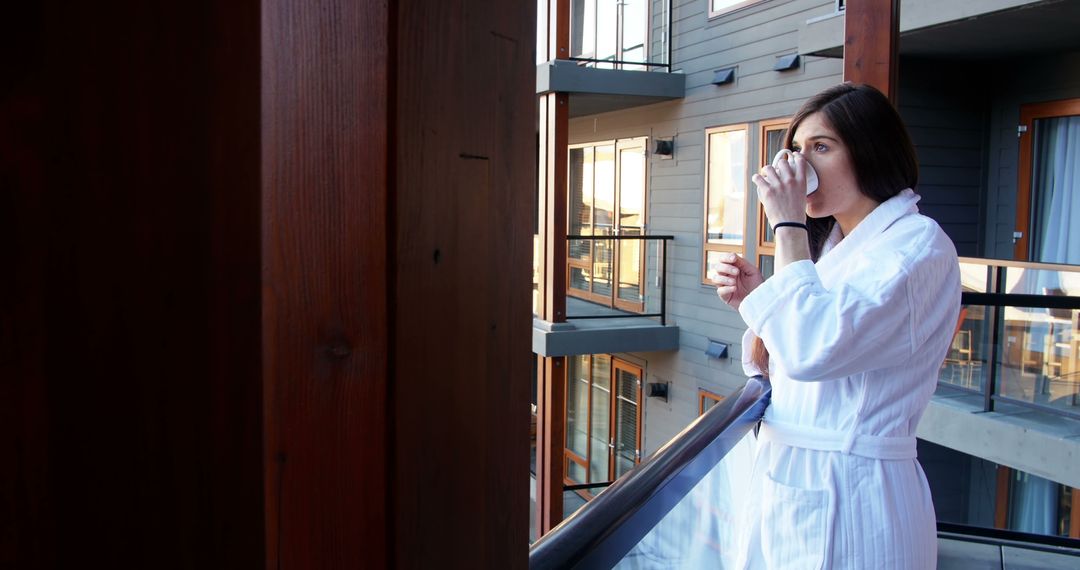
[{"left": 733, "top": 189, "right": 961, "bottom": 569}]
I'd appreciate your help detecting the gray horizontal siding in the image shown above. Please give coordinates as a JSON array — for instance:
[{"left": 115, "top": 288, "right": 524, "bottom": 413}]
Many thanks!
[{"left": 567, "top": 0, "right": 844, "bottom": 454}]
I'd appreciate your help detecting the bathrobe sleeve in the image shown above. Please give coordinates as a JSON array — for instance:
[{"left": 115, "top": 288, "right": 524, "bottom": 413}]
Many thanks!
[{"left": 738, "top": 257, "right": 918, "bottom": 381}]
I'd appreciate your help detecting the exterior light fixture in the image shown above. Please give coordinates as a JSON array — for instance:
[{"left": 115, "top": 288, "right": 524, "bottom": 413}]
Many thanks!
[
  {"left": 647, "top": 382, "right": 670, "bottom": 401},
  {"left": 712, "top": 67, "right": 736, "bottom": 85},
  {"left": 705, "top": 339, "right": 729, "bottom": 359},
  {"left": 774, "top": 53, "right": 800, "bottom": 72}
]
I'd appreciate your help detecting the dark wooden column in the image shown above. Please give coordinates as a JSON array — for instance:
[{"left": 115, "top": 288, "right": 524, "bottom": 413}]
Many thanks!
[
  {"left": 535, "top": 0, "right": 571, "bottom": 537},
  {"left": 390, "top": 1, "right": 534, "bottom": 567},
  {"left": 843, "top": 0, "right": 900, "bottom": 103},
  {"left": 261, "top": 0, "right": 391, "bottom": 566},
  {"left": 2, "top": 1, "right": 264, "bottom": 567},
  {"left": 6, "top": 0, "right": 533, "bottom": 567}
]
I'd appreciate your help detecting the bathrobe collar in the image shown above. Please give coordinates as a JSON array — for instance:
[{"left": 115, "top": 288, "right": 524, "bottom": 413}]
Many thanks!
[{"left": 815, "top": 188, "right": 920, "bottom": 276}]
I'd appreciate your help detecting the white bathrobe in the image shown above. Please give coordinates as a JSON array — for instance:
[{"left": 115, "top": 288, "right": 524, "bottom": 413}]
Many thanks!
[{"left": 734, "top": 189, "right": 961, "bottom": 569}]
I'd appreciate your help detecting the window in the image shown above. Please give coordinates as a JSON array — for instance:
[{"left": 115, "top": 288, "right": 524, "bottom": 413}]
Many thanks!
[
  {"left": 699, "top": 389, "right": 724, "bottom": 415},
  {"left": 569, "top": 138, "right": 648, "bottom": 312},
  {"left": 703, "top": 125, "right": 749, "bottom": 284},
  {"left": 757, "top": 119, "right": 790, "bottom": 280},
  {"left": 708, "top": 0, "right": 763, "bottom": 19},
  {"left": 565, "top": 355, "right": 644, "bottom": 495}
]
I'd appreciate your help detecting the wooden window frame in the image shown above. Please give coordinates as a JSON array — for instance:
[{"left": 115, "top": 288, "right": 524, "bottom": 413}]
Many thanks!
[
  {"left": 707, "top": 0, "right": 765, "bottom": 19},
  {"left": 567, "top": 138, "right": 649, "bottom": 312},
  {"left": 563, "top": 355, "right": 644, "bottom": 498},
  {"left": 698, "top": 389, "right": 724, "bottom": 416},
  {"left": 756, "top": 118, "right": 790, "bottom": 276},
  {"left": 702, "top": 124, "right": 750, "bottom": 284},
  {"left": 1014, "top": 98, "right": 1080, "bottom": 261}
]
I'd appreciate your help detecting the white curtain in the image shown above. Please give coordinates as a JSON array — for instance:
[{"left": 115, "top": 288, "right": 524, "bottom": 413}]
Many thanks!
[
  {"left": 1008, "top": 471, "right": 1058, "bottom": 535},
  {"left": 1034, "top": 116, "right": 1080, "bottom": 265}
]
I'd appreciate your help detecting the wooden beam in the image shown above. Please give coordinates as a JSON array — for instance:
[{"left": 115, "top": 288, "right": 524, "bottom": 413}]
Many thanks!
[
  {"left": 391, "top": 0, "right": 534, "bottom": 567},
  {"left": 535, "top": 0, "right": 571, "bottom": 538},
  {"left": 843, "top": 0, "right": 900, "bottom": 103}
]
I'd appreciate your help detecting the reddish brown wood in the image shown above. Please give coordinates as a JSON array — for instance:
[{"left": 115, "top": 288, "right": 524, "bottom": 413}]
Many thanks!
[
  {"left": 1014, "top": 98, "right": 1080, "bottom": 260},
  {"left": 843, "top": 0, "right": 900, "bottom": 103},
  {"left": 4, "top": 1, "right": 264, "bottom": 567},
  {"left": 261, "top": 0, "right": 404, "bottom": 566},
  {"left": 995, "top": 466, "right": 1011, "bottom": 529},
  {"left": 1071, "top": 487, "right": 1080, "bottom": 539},
  {"left": 539, "top": 356, "right": 568, "bottom": 534},
  {"left": 391, "top": 0, "right": 534, "bottom": 567}
]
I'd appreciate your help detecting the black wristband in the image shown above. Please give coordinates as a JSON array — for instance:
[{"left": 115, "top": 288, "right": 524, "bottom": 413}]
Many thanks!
[{"left": 772, "top": 221, "right": 808, "bottom": 232}]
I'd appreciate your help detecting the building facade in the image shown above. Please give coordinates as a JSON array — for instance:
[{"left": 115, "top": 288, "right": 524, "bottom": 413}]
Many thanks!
[{"left": 533, "top": 0, "right": 1080, "bottom": 542}]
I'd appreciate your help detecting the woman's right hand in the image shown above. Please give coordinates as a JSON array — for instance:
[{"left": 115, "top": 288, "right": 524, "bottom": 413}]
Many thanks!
[{"left": 708, "top": 253, "right": 764, "bottom": 311}]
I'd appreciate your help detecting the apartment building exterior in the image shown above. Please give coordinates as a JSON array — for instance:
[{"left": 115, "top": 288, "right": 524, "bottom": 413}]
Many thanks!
[{"left": 532, "top": 0, "right": 1080, "bottom": 542}]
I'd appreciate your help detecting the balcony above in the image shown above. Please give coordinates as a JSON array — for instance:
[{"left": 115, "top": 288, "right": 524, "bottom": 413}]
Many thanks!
[
  {"left": 533, "top": 298, "right": 679, "bottom": 357},
  {"left": 799, "top": 0, "right": 1080, "bottom": 59},
  {"left": 536, "top": 60, "right": 685, "bottom": 118}
]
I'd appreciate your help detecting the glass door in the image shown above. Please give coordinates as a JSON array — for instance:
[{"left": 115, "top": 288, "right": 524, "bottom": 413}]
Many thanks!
[
  {"left": 568, "top": 139, "right": 648, "bottom": 312},
  {"left": 612, "top": 359, "right": 642, "bottom": 478},
  {"left": 563, "top": 355, "right": 643, "bottom": 494},
  {"left": 614, "top": 140, "right": 646, "bottom": 312},
  {"left": 1015, "top": 98, "right": 1080, "bottom": 264}
]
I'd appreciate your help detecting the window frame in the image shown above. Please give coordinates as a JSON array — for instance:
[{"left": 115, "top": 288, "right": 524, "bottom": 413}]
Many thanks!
[
  {"left": 756, "top": 118, "right": 790, "bottom": 278},
  {"left": 567, "top": 137, "right": 650, "bottom": 311},
  {"left": 698, "top": 389, "right": 724, "bottom": 416},
  {"left": 707, "top": 0, "right": 765, "bottom": 19},
  {"left": 702, "top": 123, "right": 750, "bottom": 285},
  {"left": 564, "top": 354, "right": 644, "bottom": 498}
]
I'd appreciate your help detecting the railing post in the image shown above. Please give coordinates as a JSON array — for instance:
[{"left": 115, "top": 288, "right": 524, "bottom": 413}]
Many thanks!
[
  {"left": 660, "top": 238, "right": 668, "bottom": 326},
  {"left": 985, "top": 266, "right": 1005, "bottom": 413}
]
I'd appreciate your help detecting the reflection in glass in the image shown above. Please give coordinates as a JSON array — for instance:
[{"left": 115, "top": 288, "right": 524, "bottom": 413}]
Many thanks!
[
  {"left": 939, "top": 305, "right": 990, "bottom": 392},
  {"left": 761, "top": 127, "right": 787, "bottom": 244},
  {"left": 566, "top": 355, "right": 590, "bottom": 459},
  {"left": 707, "top": 129, "right": 747, "bottom": 246},
  {"left": 614, "top": 368, "right": 639, "bottom": 478},
  {"left": 758, "top": 255, "right": 774, "bottom": 281},
  {"left": 590, "top": 355, "right": 612, "bottom": 483},
  {"left": 1030, "top": 116, "right": 1080, "bottom": 265}
]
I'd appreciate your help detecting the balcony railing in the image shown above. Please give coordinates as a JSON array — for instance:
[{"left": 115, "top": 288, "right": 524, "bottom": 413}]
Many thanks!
[
  {"left": 566, "top": 234, "right": 673, "bottom": 325},
  {"left": 530, "top": 376, "right": 771, "bottom": 569},
  {"left": 568, "top": 0, "right": 671, "bottom": 71},
  {"left": 940, "top": 258, "right": 1080, "bottom": 419}
]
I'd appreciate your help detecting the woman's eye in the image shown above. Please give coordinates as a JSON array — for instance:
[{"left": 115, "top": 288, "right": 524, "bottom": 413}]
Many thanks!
[{"left": 814, "top": 142, "right": 828, "bottom": 152}]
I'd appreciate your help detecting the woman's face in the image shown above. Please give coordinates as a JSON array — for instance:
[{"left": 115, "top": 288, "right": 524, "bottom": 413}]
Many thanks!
[{"left": 791, "top": 112, "right": 876, "bottom": 227}]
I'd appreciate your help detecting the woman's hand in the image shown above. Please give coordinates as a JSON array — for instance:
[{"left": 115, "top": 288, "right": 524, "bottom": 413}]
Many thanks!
[
  {"left": 752, "top": 151, "right": 809, "bottom": 227},
  {"left": 709, "top": 253, "right": 763, "bottom": 310}
]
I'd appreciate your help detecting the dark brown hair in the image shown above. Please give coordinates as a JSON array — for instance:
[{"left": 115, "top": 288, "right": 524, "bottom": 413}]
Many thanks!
[{"left": 750, "top": 83, "right": 918, "bottom": 375}]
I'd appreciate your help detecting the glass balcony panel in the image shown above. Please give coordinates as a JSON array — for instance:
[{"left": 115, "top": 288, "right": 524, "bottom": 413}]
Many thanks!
[
  {"left": 610, "top": 434, "right": 757, "bottom": 568},
  {"left": 570, "top": 0, "right": 596, "bottom": 60},
  {"left": 997, "top": 307, "right": 1080, "bottom": 414},
  {"left": 939, "top": 304, "right": 992, "bottom": 392},
  {"left": 996, "top": 267, "right": 1080, "bottom": 412},
  {"left": 595, "top": 0, "right": 617, "bottom": 68},
  {"left": 617, "top": 234, "right": 643, "bottom": 304},
  {"left": 959, "top": 260, "right": 992, "bottom": 293}
]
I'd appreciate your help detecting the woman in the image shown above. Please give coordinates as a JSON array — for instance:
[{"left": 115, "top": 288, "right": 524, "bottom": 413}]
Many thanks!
[{"left": 710, "top": 83, "right": 960, "bottom": 569}]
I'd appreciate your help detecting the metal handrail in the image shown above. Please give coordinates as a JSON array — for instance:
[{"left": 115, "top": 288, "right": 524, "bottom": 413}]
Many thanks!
[
  {"left": 529, "top": 376, "right": 771, "bottom": 569},
  {"left": 568, "top": 0, "right": 672, "bottom": 71}
]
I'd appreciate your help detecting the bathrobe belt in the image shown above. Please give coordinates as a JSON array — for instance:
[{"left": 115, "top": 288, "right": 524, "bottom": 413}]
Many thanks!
[{"left": 758, "top": 420, "right": 918, "bottom": 460}]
